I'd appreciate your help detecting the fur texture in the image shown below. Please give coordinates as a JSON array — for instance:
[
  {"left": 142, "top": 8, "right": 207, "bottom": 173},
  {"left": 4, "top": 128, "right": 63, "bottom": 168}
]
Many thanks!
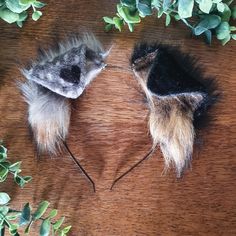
[
  {"left": 20, "top": 33, "right": 108, "bottom": 154},
  {"left": 131, "top": 43, "right": 217, "bottom": 177}
]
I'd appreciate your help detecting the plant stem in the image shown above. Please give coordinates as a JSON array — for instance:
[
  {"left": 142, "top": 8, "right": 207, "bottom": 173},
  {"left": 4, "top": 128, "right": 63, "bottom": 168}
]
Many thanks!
[{"left": 0, "top": 226, "right": 5, "bottom": 236}]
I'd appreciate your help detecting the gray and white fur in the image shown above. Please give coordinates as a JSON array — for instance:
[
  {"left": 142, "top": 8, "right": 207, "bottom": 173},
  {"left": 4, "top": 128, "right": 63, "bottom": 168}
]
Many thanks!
[{"left": 20, "top": 33, "right": 108, "bottom": 154}]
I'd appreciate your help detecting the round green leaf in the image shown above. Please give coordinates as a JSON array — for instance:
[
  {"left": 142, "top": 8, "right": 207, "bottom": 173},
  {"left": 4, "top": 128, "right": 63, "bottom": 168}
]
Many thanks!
[
  {"left": 117, "top": 4, "right": 141, "bottom": 23},
  {"left": 0, "top": 192, "right": 10, "bottom": 205},
  {"left": 33, "top": 1, "right": 46, "bottom": 8},
  {"left": 193, "top": 15, "right": 221, "bottom": 35},
  {"left": 0, "top": 9, "right": 19, "bottom": 23},
  {"left": 217, "top": 2, "right": 225, "bottom": 13},
  {"left": 137, "top": 0, "right": 152, "bottom": 16},
  {"left": 198, "top": 0, "right": 213, "bottom": 14},
  {"left": 5, "top": 0, "right": 30, "bottom": 13},
  {"left": 32, "top": 10, "right": 42, "bottom": 21},
  {"left": 178, "top": 0, "right": 194, "bottom": 19},
  {"left": 220, "top": 4, "right": 231, "bottom": 21},
  {"left": 216, "top": 22, "right": 230, "bottom": 40},
  {"left": 221, "top": 33, "right": 231, "bottom": 45}
]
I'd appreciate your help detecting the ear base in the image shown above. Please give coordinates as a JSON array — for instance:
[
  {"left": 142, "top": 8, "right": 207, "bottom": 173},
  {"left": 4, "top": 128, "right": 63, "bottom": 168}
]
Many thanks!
[{"left": 20, "top": 81, "right": 71, "bottom": 154}]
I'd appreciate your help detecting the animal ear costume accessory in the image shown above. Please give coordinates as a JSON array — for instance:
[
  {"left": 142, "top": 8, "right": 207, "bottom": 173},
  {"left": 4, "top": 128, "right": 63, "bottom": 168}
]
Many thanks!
[
  {"left": 111, "top": 43, "right": 218, "bottom": 189},
  {"left": 20, "top": 33, "right": 109, "bottom": 192}
]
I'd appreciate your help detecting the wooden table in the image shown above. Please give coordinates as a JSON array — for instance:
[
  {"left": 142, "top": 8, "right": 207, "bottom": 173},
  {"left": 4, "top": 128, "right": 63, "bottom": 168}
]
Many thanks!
[{"left": 0, "top": 1, "right": 235, "bottom": 235}]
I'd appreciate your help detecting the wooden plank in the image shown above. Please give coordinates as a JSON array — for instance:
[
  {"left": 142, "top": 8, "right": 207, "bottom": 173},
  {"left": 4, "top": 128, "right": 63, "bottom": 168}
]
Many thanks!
[{"left": 0, "top": 1, "right": 235, "bottom": 235}]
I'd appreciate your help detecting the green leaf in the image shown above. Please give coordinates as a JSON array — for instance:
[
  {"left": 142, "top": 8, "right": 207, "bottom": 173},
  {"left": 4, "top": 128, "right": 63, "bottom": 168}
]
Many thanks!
[
  {"left": 0, "top": 206, "right": 9, "bottom": 215},
  {"left": 19, "top": 0, "right": 35, "bottom": 5},
  {"left": 6, "top": 213, "right": 20, "bottom": 220},
  {"left": 103, "top": 16, "right": 114, "bottom": 24},
  {"left": 18, "top": 11, "right": 28, "bottom": 21},
  {"left": 8, "top": 223, "right": 18, "bottom": 235},
  {"left": 121, "top": 0, "right": 136, "bottom": 7},
  {"left": 53, "top": 217, "right": 65, "bottom": 230},
  {"left": 48, "top": 209, "right": 57, "bottom": 219},
  {"left": 40, "top": 219, "right": 51, "bottom": 236},
  {"left": 151, "top": 0, "right": 161, "bottom": 9},
  {"left": 230, "top": 26, "right": 236, "bottom": 31},
  {"left": 0, "top": 193, "right": 10, "bottom": 205},
  {"left": 204, "top": 29, "right": 212, "bottom": 44},
  {"left": 5, "top": 0, "right": 30, "bottom": 13},
  {"left": 217, "top": 2, "right": 225, "bottom": 12},
  {"left": 9, "top": 162, "right": 21, "bottom": 172},
  {"left": 137, "top": 0, "right": 152, "bottom": 16},
  {"left": 24, "top": 220, "right": 33, "bottom": 234},
  {"left": 62, "top": 225, "right": 71, "bottom": 234},
  {"left": 193, "top": 15, "right": 221, "bottom": 35},
  {"left": 0, "top": 166, "right": 8, "bottom": 182},
  {"left": 0, "top": 9, "right": 19, "bottom": 23},
  {"left": 198, "top": 0, "right": 213, "bottom": 14},
  {"left": 165, "top": 14, "right": 171, "bottom": 26},
  {"left": 178, "top": 0, "right": 194, "bottom": 18},
  {"left": 32, "top": 201, "right": 49, "bottom": 220},
  {"left": 127, "top": 22, "right": 134, "bottom": 32},
  {"left": 105, "top": 23, "right": 113, "bottom": 32},
  {"left": 216, "top": 22, "right": 230, "bottom": 40},
  {"left": 113, "top": 16, "right": 123, "bottom": 31},
  {"left": 33, "top": 1, "right": 46, "bottom": 8},
  {"left": 220, "top": 4, "right": 231, "bottom": 21},
  {"left": 232, "top": 5, "right": 236, "bottom": 19},
  {"left": 19, "top": 203, "right": 31, "bottom": 225},
  {"left": 221, "top": 33, "right": 231, "bottom": 45},
  {"left": 157, "top": 7, "right": 164, "bottom": 18},
  {"left": 0, "top": 146, "right": 7, "bottom": 162},
  {"left": 32, "top": 10, "right": 42, "bottom": 21},
  {"left": 163, "top": 0, "right": 172, "bottom": 11},
  {"left": 232, "top": 34, "right": 236, "bottom": 40},
  {"left": 117, "top": 4, "right": 141, "bottom": 23}
]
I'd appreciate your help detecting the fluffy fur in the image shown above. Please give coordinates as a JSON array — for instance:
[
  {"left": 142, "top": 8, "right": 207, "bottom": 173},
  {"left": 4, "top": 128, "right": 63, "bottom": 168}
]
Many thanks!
[
  {"left": 20, "top": 33, "right": 108, "bottom": 154},
  {"left": 131, "top": 43, "right": 217, "bottom": 177}
]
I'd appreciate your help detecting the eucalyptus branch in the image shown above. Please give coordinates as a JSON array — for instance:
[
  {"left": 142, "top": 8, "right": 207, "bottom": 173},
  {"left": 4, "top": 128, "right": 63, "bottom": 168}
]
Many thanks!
[
  {"left": 103, "top": 0, "right": 236, "bottom": 45},
  {"left": 0, "top": 144, "right": 72, "bottom": 236},
  {"left": 0, "top": 0, "right": 46, "bottom": 27}
]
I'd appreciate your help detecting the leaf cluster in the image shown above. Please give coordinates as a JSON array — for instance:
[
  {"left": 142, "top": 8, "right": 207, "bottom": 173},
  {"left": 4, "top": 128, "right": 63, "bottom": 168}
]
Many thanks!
[
  {"left": 0, "top": 0, "right": 46, "bottom": 27},
  {"left": 0, "top": 145, "right": 71, "bottom": 236},
  {"left": 103, "top": 0, "right": 236, "bottom": 45}
]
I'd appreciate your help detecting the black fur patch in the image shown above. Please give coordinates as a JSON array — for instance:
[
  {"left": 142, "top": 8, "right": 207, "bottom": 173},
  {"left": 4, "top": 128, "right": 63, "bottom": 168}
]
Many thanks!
[
  {"left": 59, "top": 65, "right": 81, "bottom": 84},
  {"left": 131, "top": 42, "right": 219, "bottom": 128}
]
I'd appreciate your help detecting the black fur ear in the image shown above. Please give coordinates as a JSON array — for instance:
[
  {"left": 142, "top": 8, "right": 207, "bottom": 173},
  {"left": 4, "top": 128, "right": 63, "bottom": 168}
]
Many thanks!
[
  {"left": 132, "top": 43, "right": 219, "bottom": 128},
  {"left": 59, "top": 65, "right": 81, "bottom": 84}
]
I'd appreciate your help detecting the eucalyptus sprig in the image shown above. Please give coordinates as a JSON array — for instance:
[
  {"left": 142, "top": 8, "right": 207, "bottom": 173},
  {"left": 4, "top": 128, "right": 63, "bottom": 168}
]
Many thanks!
[
  {"left": 0, "top": 0, "right": 46, "bottom": 27},
  {"left": 103, "top": 0, "right": 236, "bottom": 45},
  {"left": 0, "top": 145, "right": 71, "bottom": 236}
]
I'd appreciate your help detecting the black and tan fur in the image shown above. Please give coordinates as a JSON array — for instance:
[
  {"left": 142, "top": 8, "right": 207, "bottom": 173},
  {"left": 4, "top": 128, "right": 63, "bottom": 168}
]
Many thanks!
[{"left": 131, "top": 43, "right": 218, "bottom": 177}]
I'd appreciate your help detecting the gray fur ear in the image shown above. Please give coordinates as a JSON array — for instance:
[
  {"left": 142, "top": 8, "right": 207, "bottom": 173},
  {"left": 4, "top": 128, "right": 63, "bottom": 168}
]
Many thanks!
[
  {"left": 19, "top": 33, "right": 109, "bottom": 154},
  {"left": 22, "top": 33, "right": 108, "bottom": 99}
]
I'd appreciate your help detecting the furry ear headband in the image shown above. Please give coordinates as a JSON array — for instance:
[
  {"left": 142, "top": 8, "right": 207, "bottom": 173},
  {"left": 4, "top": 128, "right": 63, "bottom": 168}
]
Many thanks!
[
  {"left": 111, "top": 43, "right": 218, "bottom": 189},
  {"left": 20, "top": 33, "right": 109, "bottom": 191}
]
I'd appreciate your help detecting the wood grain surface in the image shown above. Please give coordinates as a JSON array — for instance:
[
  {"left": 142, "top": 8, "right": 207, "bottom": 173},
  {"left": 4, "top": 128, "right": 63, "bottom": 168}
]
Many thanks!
[{"left": 0, "top": 1, "right": 236, "bottom": 235}]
